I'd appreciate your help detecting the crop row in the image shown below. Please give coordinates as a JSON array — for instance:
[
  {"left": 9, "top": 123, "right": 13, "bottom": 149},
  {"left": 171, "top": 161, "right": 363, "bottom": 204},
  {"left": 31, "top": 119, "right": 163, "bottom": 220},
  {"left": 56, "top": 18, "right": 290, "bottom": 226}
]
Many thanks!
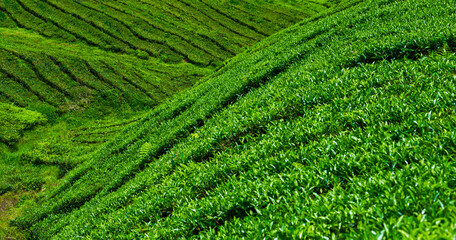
[
  {"left": 23, "top": 115, "right": 145, "bottom": 168},
  {"left": 0, "top": 0, "right": 323, "bottom": 116},
  {"left": 0, "top": 0, "right": 318, "bottom": 65},
  {"left": 35, "top": 47, "right": 456, "bottom": 238},
  {"left": 0, "top": 48, "right": 153, "bottom": 113},
  {"left": 0, "top": 25, "right": 216, "bottom": 116}
]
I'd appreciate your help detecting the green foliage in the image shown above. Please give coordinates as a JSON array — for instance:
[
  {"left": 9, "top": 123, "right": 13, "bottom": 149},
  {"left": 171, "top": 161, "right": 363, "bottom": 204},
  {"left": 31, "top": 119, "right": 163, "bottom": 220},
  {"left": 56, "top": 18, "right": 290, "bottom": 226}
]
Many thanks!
[
  {"left": 9, "top": 0, "right": 456, "bottom": 239},
  {"left": 0, "top": 153, "right": 60, "bottom": 195},
  {"left": 0, "top": 113, "right": 143, "bottom": 198},
  {"left": 0, "top": 102, "right": 47, "bottom": 145},
  {"left": 2, "top": 0, "right": 456, "bottom": 239},
  {"left": 139, "top": 142, "right": 153, "bottom": 159},
  {"left": 0, "top": 0, "right": 315, "bottom": 120},
  {"left": 0, "top": 183, "right": 13, "bottom": 195},
  {"left": 1, "top": 1, "right": 332, "bottom": 238},
  {"left": 135, "top": 50, "right": 149, "bottom": 60}
]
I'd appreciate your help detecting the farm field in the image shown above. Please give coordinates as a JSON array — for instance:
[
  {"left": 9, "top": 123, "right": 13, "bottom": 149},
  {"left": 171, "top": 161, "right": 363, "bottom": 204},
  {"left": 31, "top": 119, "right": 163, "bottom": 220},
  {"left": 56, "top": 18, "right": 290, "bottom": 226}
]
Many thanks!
[
  {"left": 0, "top": 0, "right": 337, "bottom": 238},
  {"left": 0, "top": 0, "right": 331, "bottom": 116},
  {"left": 2, "top": 0, "right": 456, "bottom": 239},
  {"left": 0, "top": 111, "right": 146, "bottom": 238}
]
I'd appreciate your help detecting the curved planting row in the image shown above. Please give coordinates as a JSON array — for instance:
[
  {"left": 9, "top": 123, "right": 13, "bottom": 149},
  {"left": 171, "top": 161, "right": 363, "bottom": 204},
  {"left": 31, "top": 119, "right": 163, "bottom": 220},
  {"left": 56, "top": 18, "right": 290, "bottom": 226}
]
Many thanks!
[
  {"left": 0, "top": 0, "right": 320, "bottom": 65},
  {"left": 0, "top": 27, "right": 213, "bottom": 116},
  {"left": 0, "top": 0, "right": 327, "bottom": 121}
]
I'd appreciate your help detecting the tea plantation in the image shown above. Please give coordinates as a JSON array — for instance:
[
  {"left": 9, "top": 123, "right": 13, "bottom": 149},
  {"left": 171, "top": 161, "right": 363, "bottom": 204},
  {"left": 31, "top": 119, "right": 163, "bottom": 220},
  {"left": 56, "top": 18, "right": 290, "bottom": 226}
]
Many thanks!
[
  {"left": 0, "top": 0, "right": 327, "bottom": 117},
  {"left": 2, "top": 0, "right": 456, "bottom": 238},
  {"left": 0, "top": 0, "right": 335, "bottom": 238}
]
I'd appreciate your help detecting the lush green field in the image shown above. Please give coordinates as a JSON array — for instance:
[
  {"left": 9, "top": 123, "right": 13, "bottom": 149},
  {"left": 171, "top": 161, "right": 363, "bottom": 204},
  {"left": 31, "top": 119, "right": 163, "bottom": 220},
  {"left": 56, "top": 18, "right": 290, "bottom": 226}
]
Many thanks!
[
  {"left": 0, "top": 0, "right": 328, "bottom": 117},
  {"left": 0, "top": 110, "right": 147, "bottom": 238},
  {"left": 0, "top": 0, "right": 328, "bottom": 190},
  {"left": 1, "top": 0, "right": 336, "bottom": 238},
  {"left": 0, "top": 27, "right": 210, "bottom": 118},
  {"left": 6, "top": 0, "right": 456, "bottom": 238},
  {"left": 0, "top": 0, "right": 324, "bottom": 64},
  {"left": 0, "top": 102, "right": 46, "bottom": 146}
]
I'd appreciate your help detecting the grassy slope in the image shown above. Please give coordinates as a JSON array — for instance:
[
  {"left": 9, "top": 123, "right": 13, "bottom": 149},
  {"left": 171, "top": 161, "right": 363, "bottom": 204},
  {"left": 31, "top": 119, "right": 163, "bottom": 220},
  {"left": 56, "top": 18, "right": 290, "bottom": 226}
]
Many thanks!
[
  {"left": 0, "top": 102, "right": 46, "bottom": 146},
  {"left": 0, "top": 0, "right": 326, "bottom": 172},
  {"left": 0, "top": 0, "right": 328, "bottom": 183},
  {"left": 11, "top": 0, "right": 456, "bottom": 238},
  {"left": 0, "top": 0, "right": 334, "bottom": 238},
  {"left": 0, "top": 27, "right": 211, "bottom": 117},
  {"left": 0, "top": 103, "right": 48, "bottom": 198},
  {"left": 0, "top": 0, "right": 325, "bottom": 117}
]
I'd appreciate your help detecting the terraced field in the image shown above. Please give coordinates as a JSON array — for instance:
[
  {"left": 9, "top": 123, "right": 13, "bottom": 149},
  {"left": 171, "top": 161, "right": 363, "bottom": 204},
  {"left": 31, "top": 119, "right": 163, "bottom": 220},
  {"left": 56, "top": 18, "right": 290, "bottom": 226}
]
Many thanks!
[
  {"left": 0, "top": 112, "right": 144, "bottom": 238},
  {"left": 0, "top": 0, "right": 332, "bottom": 116},
  {"left": 7, "top": 0, "right": 456, "bottom": 238},
  {"left": 1, "top": 1, "right": 341, "bottom": 238},
  {"left": 1, "top": 114, "right": 144, "bottom": 193},
  {"left": 0, "top": 0, "right": 329, "bottom": 63}
]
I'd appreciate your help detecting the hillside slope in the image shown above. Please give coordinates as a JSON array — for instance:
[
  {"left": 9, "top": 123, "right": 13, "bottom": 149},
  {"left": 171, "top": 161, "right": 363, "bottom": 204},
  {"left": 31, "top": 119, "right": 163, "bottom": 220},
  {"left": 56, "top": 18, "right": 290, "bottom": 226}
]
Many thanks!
[
  {"left": 12, "top": 0, "right": 456, "bottom": 238},
  {"left": 0, "top": 0, "right": 330, "bottom": 116},
  {"left": 0, "top": 31, "right": 210, "bottom": 117},
  {"left": 0, "top": 2, "right": 332, "bottom": 230}
]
